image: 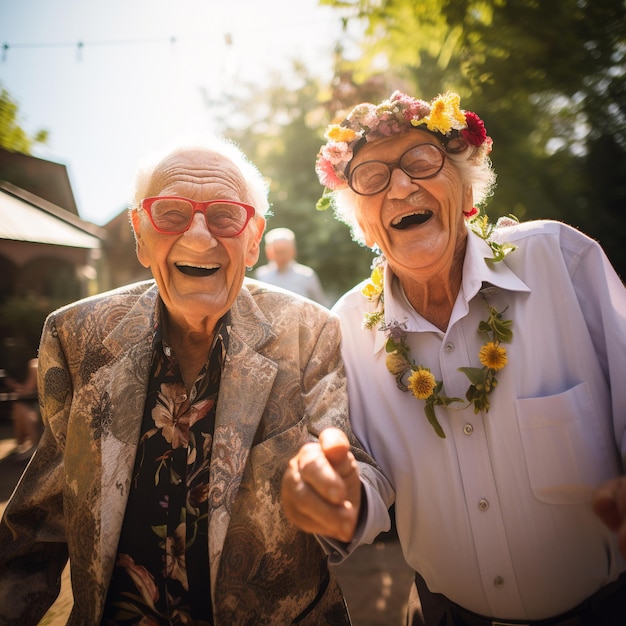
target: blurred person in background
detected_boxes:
[283,91,626,625]
[0,136,390,625]
[255,227,329,306]
[2,354,40,462]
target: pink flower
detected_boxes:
[315,156,346,189]
[322,142,351,165]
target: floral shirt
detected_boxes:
[101,316,228,626]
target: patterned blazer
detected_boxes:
[0,279,386,625]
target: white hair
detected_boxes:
[264,227,296,245]
[130,135,270,217]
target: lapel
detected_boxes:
[80,282,278,608]
[94,284,159,584]
[207,286,279,594]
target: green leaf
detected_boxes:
[458,365,488,385]
[315,194,332,211]
[385,337,403,352]
[437,394,464,406]
[151,524,168,539]
[424,402,446,438]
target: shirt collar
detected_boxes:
[374,227,530,353]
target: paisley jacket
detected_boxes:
[0,279,388,625]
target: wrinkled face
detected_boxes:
[131,148,265,331]
[349,131,471,277]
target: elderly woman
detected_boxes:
[282,92,626,625]
[0,138,390,625]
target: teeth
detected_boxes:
[391,210,429,227]
[175,262,219,269]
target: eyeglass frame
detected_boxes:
[140,196,257,236]
[347,143,447,196]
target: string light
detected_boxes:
[1,35,181,62]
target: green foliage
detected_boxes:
[215,65,375,303]
[321,0,626,278]
[0,294,67,361]
[0,86,49,153]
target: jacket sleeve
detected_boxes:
[0,312,70,625]
[300,310,395,555]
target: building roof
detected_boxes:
[0,182,105,249]
[0,147,79,215]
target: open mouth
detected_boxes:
[175,263,220,277]
[391,210,433,230]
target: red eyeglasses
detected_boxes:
[141,196,256,236]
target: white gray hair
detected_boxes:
[130,135,270,217]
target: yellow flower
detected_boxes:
[479,342,508,371]
[361,265,384,299]
[415,92,467,135]
[426,99,453,134]
[386,351,409,376]
[325,124,357,143]
[443,91,467,127]
[408,368,437,400]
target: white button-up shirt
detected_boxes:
[334,219,626,620]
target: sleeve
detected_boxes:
[573,238,626,465]
[300,310,394,561]
[0,313,70,625]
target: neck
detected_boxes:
[394,240,466,332]
[163,314,215,393]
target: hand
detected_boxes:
[592,477,626,558]
[282,427,362,543]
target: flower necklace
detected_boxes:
[362,214,516,438]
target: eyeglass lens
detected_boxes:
[147,199,250,236]
[349,143,445,196]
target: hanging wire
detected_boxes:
[1,35,178,62]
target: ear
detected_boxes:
[245,215,266,268]
[130,208,150,269]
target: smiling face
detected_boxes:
[349,131,472,282]
[131,148,265,334]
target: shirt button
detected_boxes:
[478,499,489,511]
[445,342,455,352]
[493,576,505,588]
[463,423,474,435]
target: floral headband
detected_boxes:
[315,90,492,193]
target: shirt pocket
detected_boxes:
[515,382,616,504]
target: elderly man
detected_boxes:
[283,91,626,625]
[255,227,329,305]
[0,137,390,625]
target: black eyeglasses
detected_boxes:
[140,196,256,236]
[348,143,446,196]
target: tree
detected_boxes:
[0,86,48,153]
[320,0,626,277]
[214,63,377,302]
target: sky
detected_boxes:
[0,0,353,225]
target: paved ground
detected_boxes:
[0,418,414,625]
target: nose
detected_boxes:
[180,211,218,248]
[387,166,420,199]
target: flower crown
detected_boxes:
[315,91,492,192]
